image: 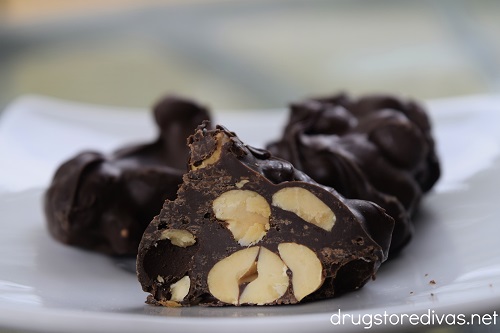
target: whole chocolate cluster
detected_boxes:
[44,96,211,255]
[267,93,440,253]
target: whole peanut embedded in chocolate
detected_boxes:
[44,96,212,255]
[136,124,394,306]
[267,93,441,254]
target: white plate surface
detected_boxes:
[0,95,500,332]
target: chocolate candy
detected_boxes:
[136,123,394,306]
[44,96,211,255]
[267,93,441,253]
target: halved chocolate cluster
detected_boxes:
[136,124,394,306]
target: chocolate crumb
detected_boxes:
[429,280,436,285]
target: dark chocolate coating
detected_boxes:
[44,96,211,255]
[137,124,394,306]
[266,93,441,254]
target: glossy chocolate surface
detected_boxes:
[44,96,211,255]
[267,93,440,253]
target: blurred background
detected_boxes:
[1,0,499,113]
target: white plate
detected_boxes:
[1,95,500,333]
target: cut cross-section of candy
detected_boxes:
[136,123,394,306]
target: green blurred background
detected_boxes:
[1,0,499,113]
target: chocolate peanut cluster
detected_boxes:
[44,96,211,255]
[136,124,394,306]
[267,93,440,253]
